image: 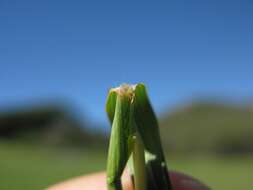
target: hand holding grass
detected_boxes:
[47,170,210,190]
[47,83,210,190]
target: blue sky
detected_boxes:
[0,0,253,128]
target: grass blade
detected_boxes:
[133,83,173,190]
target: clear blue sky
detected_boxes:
[1,0,253,128]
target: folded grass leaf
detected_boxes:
[106,83,173,190]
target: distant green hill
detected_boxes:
[159,101,253,154]
[2,101,253,154]
[0,104,107,147]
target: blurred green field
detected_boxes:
[0,142,252,190]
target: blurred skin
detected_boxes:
[47,170,210,190]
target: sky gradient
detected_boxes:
[1,0,253,128]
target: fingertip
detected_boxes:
[169,171,210,190]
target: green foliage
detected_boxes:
[106,84,172,190]
[106,89,135,190]
[0,104,107,147]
